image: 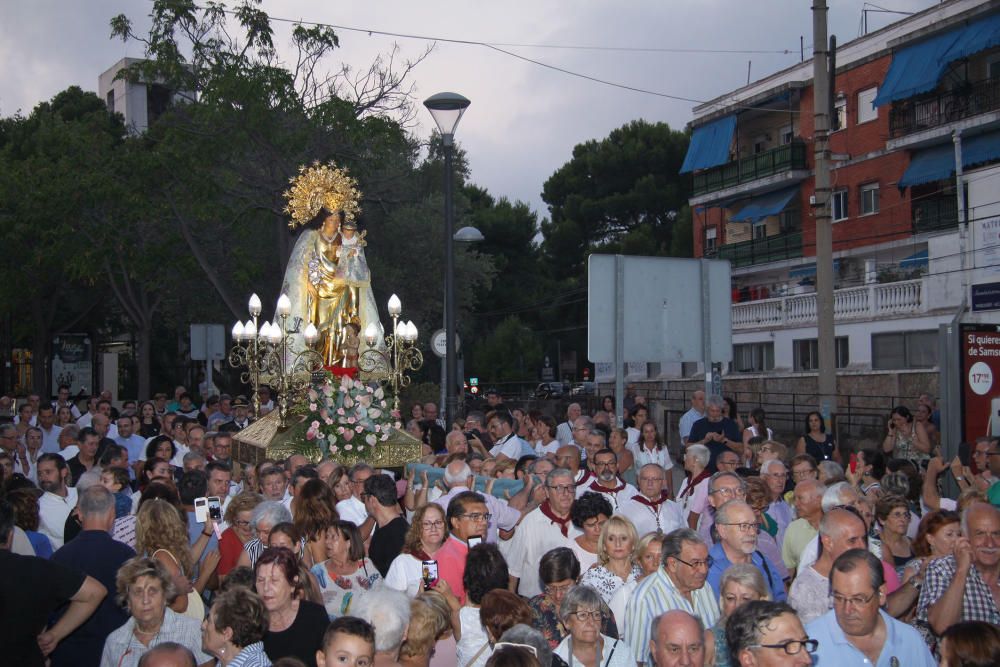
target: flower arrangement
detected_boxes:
[304,374,401,457]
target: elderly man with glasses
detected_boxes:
[807,549,934,666]
[625,528,720,667]
[507,468,582,598]
[706,500,786,603]
[697,471,748,545]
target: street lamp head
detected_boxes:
[454,226,485,243]
[423,92,471,145]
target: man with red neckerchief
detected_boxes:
[555,444,593,488]
[620,463,685,536]
[507,468,581,598]
[575,448,637,510]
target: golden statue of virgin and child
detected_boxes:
[280,162,384,369]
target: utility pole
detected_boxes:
[813,0,837,422]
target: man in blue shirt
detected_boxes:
[807,549,935,666]
[706,500,786,602]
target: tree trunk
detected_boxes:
[136,323,152,401]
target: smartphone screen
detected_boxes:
[207,496,222,521]
[422,560,438,590]
[958,442,971,468]
[194,497,208,523]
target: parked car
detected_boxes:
[570,382,597,396]
[533,382,569,399]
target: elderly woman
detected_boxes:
[385,503,449,597]
[570,492,613,573]
[877,494,915,577]
[100,557,211,667]
[677,444,712,530]
[528,547,619,649]
[703,564,771,667]
[236,501,293,569]
[579,515,641,603]
[554,585,632,667]
[399,590,454,667]
[292,478,339,565]
[608,532,664,636]
[218,491,263,579]
[311,519,381,618]
[256,547,328,665]
[201,586,271,666]
[268,523,323,605]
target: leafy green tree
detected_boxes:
[468,316,543,384]
[540,119,691,280]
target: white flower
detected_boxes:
[366,434,377,446]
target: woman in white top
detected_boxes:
[628,422,674,494]
[676,445,712,531]
[579,516,642,604]
[384,504,448,597]
[570,492,612,574]
[554,585,633,667]
[608,533,665,639]
[534,415,561,457]
[742,408,774,467]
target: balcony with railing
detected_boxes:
[889,77,1000,139]
[692,140,809,197]
[712,230,803,268]
[731,278,926,330]
[912,197,958,234]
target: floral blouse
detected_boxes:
[579,563,643,604]
[311,557,381,618]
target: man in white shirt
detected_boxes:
[556,403,582,446]
[37,453,78,549]
[679,390,706,447]
[507,468,581,597]
[620,463,686,536]
[75,397,99,428]
[36,406,63,455]
[575,448,637,511]
[335,463,376,538]
[52,384,82,420]
[487,412,529,461]
[114,414,146,464]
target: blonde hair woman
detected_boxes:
[136,498,215,620]
[704,564,771,666]
[578,515,641,604]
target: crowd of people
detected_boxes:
[2,383,1000,667]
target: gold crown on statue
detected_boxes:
[283,161,362,229]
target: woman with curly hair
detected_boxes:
[136,498,214,620]
[385,503,449,598]
[292,478,339,565]
[570,492,613,573]
[201,586,271,666]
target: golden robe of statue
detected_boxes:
[280,212,383,366]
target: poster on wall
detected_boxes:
[974,217,1000,275]
[51,334,93,395]
[960,324,1000,441]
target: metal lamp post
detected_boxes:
[424,92,470,429]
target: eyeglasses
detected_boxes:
[749,639,818,655]
[460,512,492,522]
[986,451,1000,457]
[672,555,714,570]
[421,520,445,529]
[709,487,745,499]
[830,591,878,608]
[545,582,573,596]
[567,610,602,622]
[547,484,575,494]
[718,521,757,533]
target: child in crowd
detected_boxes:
[316,616,377,667]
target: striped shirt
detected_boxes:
[624,567,720,666]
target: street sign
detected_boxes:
[430,329,461,358]
[190,324,226,361]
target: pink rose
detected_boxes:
[348,416,356,424]
[337,426,345,434]
[309,403,317,411]
[345,444,353,451]
[311,420,320,429]
[355,425,364,433]
[337,408,345,416]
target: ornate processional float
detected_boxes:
[228,162,423,468]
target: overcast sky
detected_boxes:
[1,0,934,220]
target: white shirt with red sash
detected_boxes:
[619,491,686,536]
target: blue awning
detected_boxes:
[875,13,1000,107]
[789,259,840,279]
[899,130,1000,188]
[681,115,736,173]
[900,249,929,269]
[729,187,799,223]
